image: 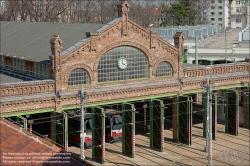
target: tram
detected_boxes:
[105,109,122,143]
[68,112,92,148]
[68,109,122,148]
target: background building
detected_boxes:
[230,0,249,28]
[208,0,229,29]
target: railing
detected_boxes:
[231,11,247,15]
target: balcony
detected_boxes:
[231,11,247,15]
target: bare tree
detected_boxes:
[95,0,118,24]
[24,0,71,22]
[1,0,20,21]
[82,0,97,23]
[0,0,166,28]
[193,0,211,25]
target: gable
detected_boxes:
[52,0,184,91]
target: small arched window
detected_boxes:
[156,62,173,77]
[68,68,90,86]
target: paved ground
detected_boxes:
[199,29,247,49]
[69,123,250,166]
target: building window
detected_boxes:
[0,55,5,68]
[156,62,173,77]
[25,61,34,76]
[218,12,223,15]
[218,6,222,9]
[211,12,215,15]
[34,62,50,79]
[211,18,215,21]
[218,18,223,21]
[98,46,148,82]
[211,6,215,9]
[236,7,241,13]
[236,1,241,5]
[236,17,241,23]
[68,68,90,86]
[5,56,12,70]
[218,0,222,3]
[211,0,215,3]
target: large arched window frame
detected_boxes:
[68,68,90,86]
[156,61,173,77]
[98,46,149,82]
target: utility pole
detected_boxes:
[207,78,213,166]
[79,84,85,160]
[204,77,209,152]
[203,66,213,165]
[208,81,213,166]
[195,36,198,65]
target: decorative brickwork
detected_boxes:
[183,63,249,78]
[0,81,55,98]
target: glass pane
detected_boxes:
[68,68,90,86]
[98,46,148,82]
[156,62,173,77]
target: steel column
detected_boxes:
[150,99,164,152]
[247,87,250,129]
[92,107,105,164]
[17,115,28,131]
[177,96,192,145]
[243,87,250,129]
[122,103,135,158]
[225,90,239,135]
[172,97,178,142]
[212,93,217,140]
[50,112,57,143]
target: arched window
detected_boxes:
[156,62,173,77]
[68,68,90,86]
[98,46,148,82]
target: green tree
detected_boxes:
[164,0,197,26]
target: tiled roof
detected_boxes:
[0,118,84,166]
[151,7,162,15]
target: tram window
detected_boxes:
[112,115,122,125]
[84,119,92,132]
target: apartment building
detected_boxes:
[208,0,229,29]
[230,0,249,28]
